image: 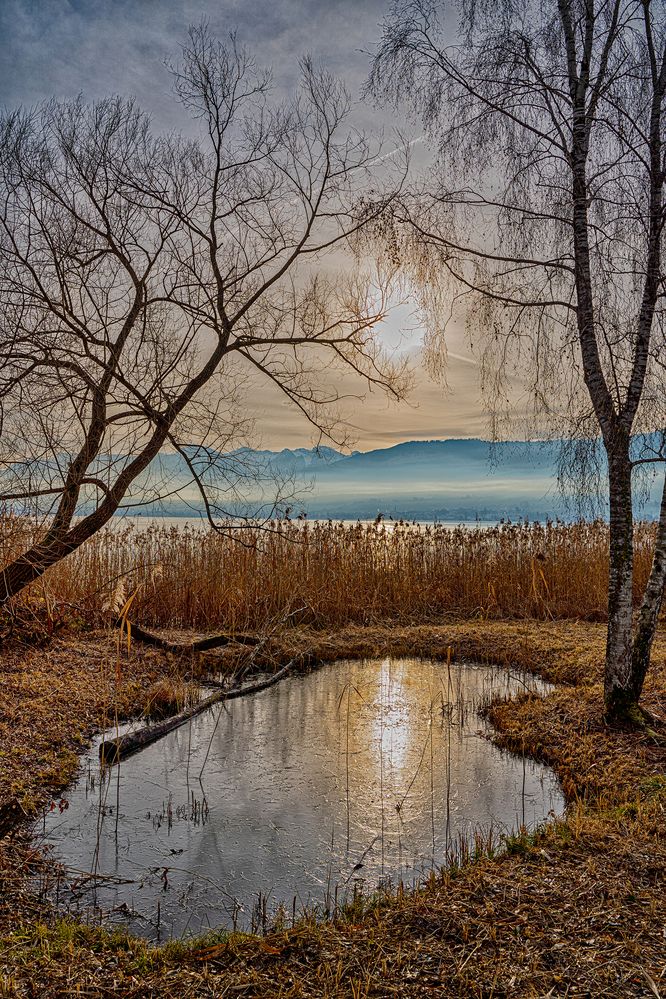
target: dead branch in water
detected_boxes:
[99,660,297,766]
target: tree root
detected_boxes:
[605,699,666,743]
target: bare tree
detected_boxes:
[0,26,407,603]
[371,0,666,722]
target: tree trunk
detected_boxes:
[0,534,79,603]
[0,418,180,604]
[629,470,666,704]
[0,503,120,603]
[604,447,637,720]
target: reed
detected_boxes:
[0,517,658,630]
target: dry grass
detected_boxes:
[0,517,660,631]
[0,634,205,822]
[141,677,201,720]
[0,619,664,996]
[2,811,665,998]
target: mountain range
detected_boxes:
[126,438,664,522]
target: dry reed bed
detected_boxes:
[0,518,659,630]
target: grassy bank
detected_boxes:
[0,518,661,630]
[0,619,665,996]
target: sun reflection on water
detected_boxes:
[42,657,564,940]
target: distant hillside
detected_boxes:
[281,439,552,520]
[123,438,662,522]
[10,438,663,522]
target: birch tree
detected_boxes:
[371,0,666,722]
[0,26,406,602]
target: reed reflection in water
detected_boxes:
[40,658,563,940]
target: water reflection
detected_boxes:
[40,658,563,941]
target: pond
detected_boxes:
[39,658,564,941]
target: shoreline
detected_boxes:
[1,620,664,996]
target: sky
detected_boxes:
[0,0,497,451]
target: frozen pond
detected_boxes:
[40,658,563,940]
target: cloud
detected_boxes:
[0,0,392,122]
[0,1,507,450]
[368,134,424,167]
[243,348,508,450]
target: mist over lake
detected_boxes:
[116,437,666,523]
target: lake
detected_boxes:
[106,514,498,531]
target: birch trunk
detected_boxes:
[629,471,666,704]
[603,448,636,720]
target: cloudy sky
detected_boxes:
[0,0,497,451]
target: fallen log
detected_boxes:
[99,660,296,766]
[126,621,261,653]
